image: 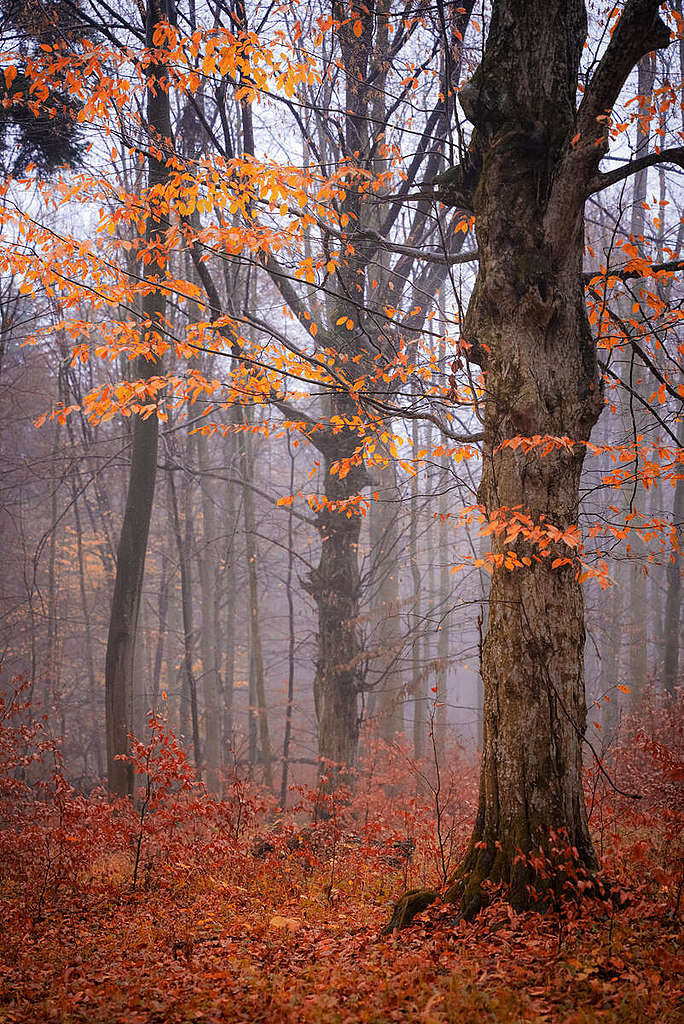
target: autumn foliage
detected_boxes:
[0,0,683,1020]
[0,676,682,1023]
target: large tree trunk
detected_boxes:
[104,0,171,797]
[452,3,603,911]
[438,0,671,916]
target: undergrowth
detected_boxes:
[0,676,681,1024]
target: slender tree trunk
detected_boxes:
[280,435,297,808]
[437,446,450,759]
[626,55,655,705]
[168,470,201,772]
[105,0,172,796]
[600,562,624,739]
[239,415,273,789]
[222,456,237,761]
[369,461,404,741]
[664,415,684,696]
[45,414,61,716]
[150,562,169,711]
[196,430,221,794]
[410,411,424,763]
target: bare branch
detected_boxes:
[576,0,671,153]
[587,146,684,195]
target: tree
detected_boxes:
[391,0,681,924]
[104,0,173,796]
[3,0,679,817]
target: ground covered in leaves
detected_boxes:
[1,690,682,1023]
[1,869,681,1023]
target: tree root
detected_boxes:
[383,856,611,932]
[381,889,439,934]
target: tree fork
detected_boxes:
[386,0,674,927]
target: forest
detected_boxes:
[0,0,682,1020]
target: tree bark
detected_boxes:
[104,0,171,797]
[410,407,425,764]
[663,414,684,697]
[168,469,201,772]
[439,0,671,915]
[368,461,405,741]
[306,430,365,778]
[626,55,655,704]
[280,435,297,808]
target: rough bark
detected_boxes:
[388,0,673,924]
[104,0,171,797]
[455,0,601,912]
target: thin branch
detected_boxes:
[583,258,684,283]
[588,285,683,406]
[598,360,681,445]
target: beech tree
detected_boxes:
[389,0,682,924]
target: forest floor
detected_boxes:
[1,702,682,1023]
[0,838,681,1024]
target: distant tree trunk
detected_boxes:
[600,563,624,739]
[221,457,237,761]
[196,430,221,794]
[410,410,425,764]
[168,470,201,772]
[369,461,404,741]
[280,435,297,808]
[306,428,364,778]
[664,416,684,697]
[437,444,450,759]
[45,412,61,714]
[239,414,273,789]
[150,561,169,711]
[104,0,172,797]
[73,485,104,777]
[626,55,655,705]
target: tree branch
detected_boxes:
[576,0,671,152]
[598,361,681,445]
[587,146,684,195]
[583,257,684,283]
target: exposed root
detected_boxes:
[383,836,608,932]
[382,889,439,934]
